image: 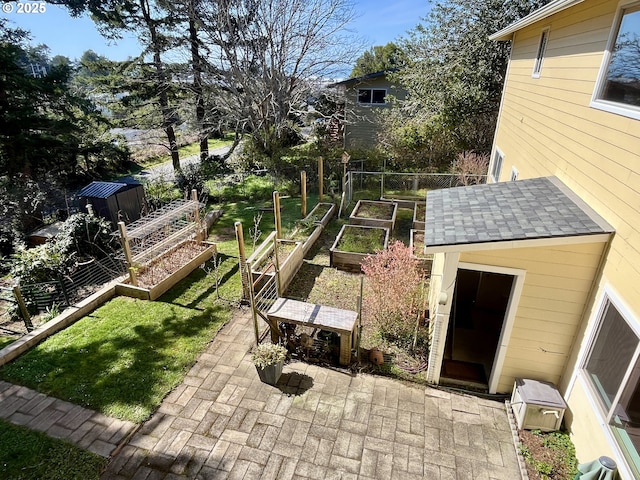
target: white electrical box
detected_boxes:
[511,378,567,432]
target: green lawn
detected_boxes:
[139,135,235,169]
[0,419,106,480]
[0,255,238,423]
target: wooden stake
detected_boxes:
[235,221,250,302]
[118,222,134,269]
[13,285,32,331]
[191,189,202,242]
[273,191,282,239]
[301,170,307,217]
[318,156,324,202]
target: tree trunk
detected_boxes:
[188,10,208,162]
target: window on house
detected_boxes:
[358,88,386,105]
[510,167,519,181]
[592,4,640,117]
[491,149,504,182]
[532,28,549,78]
[584,298,640,476]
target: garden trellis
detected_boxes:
[115,191,204,277]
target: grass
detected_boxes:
[0,249,241,423]
[336,226,386,254]
[139,135,235,169]
[0,418,106,480]
[352,201,394,219]
[0,336,17,349]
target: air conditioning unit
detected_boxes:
[511,378,567,432]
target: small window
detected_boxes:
[583,298,640,476]
[357,88,386,105]
[491,148,504,182]
[510,167,519,181]
[532,28,549,78]
[592,4,640,118]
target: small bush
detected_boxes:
[176,163,208,197]
[361,241,425,348]
[143,176,181,211]
[57,213,117,259]
[11,241,73,285]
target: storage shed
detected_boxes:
[77,181,146,226]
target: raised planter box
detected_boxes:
[116,240,216,301]
[301,203,336,256]
[413,202,426,230]
[349,200,397,231]
[330,224,390,272]
[410,229,433,274]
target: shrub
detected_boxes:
[451,151,489,186]
[143,175,181,211]
[361,241,425,348]
[251,343,287,369]
[11,241,74,285]
[57,213,117,259]
[176,163,208,197]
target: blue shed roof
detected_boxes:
[77,182,129,199]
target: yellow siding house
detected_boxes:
[473,0,640,476]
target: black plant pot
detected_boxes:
[255,361,283,385]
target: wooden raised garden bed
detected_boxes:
[330,224,390,272]
[410,229,433,273]
[349,200,397,231]
[413,202,426,230]
[297,203,336,255]
[117,240,216,301]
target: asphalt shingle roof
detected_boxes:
[424,176,613,249]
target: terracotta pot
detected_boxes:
[369,348,384,365]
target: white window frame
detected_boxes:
[357,88,387,105]
[570,286,640,480]
[510,167,519,181]
[490,147,504,182]
[590,1,640,121]
[532,27,550,78]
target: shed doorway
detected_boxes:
[441,268,514,388]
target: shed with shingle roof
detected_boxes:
[422,176,614,395]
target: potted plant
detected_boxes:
[251,342,287,385]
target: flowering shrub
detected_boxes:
[251,343,287,369]
[361,240,425,348]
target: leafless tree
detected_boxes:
[451,151,489,186]
[198,0,362,156]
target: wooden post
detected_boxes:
[301,171,307,218]
[235,221,250,302]
[12,285,32,331]
[318,156,324,202]
[191,189,203,242]
[118,221,136,286]
[273,191,282,239]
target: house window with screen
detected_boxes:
[532,28,549,78]
[593,4,640,116]
[491,149,504,182]
[358,88,386,105]
[583,298,640,476]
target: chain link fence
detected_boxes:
[344,171,479,208]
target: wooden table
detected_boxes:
[267,298,358,365]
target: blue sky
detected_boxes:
[1,0,430,61]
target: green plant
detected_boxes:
[336,227,385,254]
[57,213,117,259]
[251,343,287,369]
[42,303,61,322]
[0,418,106,480]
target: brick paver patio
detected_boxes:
[100,308,522,480]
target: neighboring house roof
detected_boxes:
[77,181,129,199]
[424,176,613,251]
[490,0,586,41]
[331,69,396,87]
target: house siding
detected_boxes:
[492,0,640,474]
[342,76,405,149]
[459,241,606,393]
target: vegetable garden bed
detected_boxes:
[349,200,397,231]
[413,202,426,230]
[330,224,389,272]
